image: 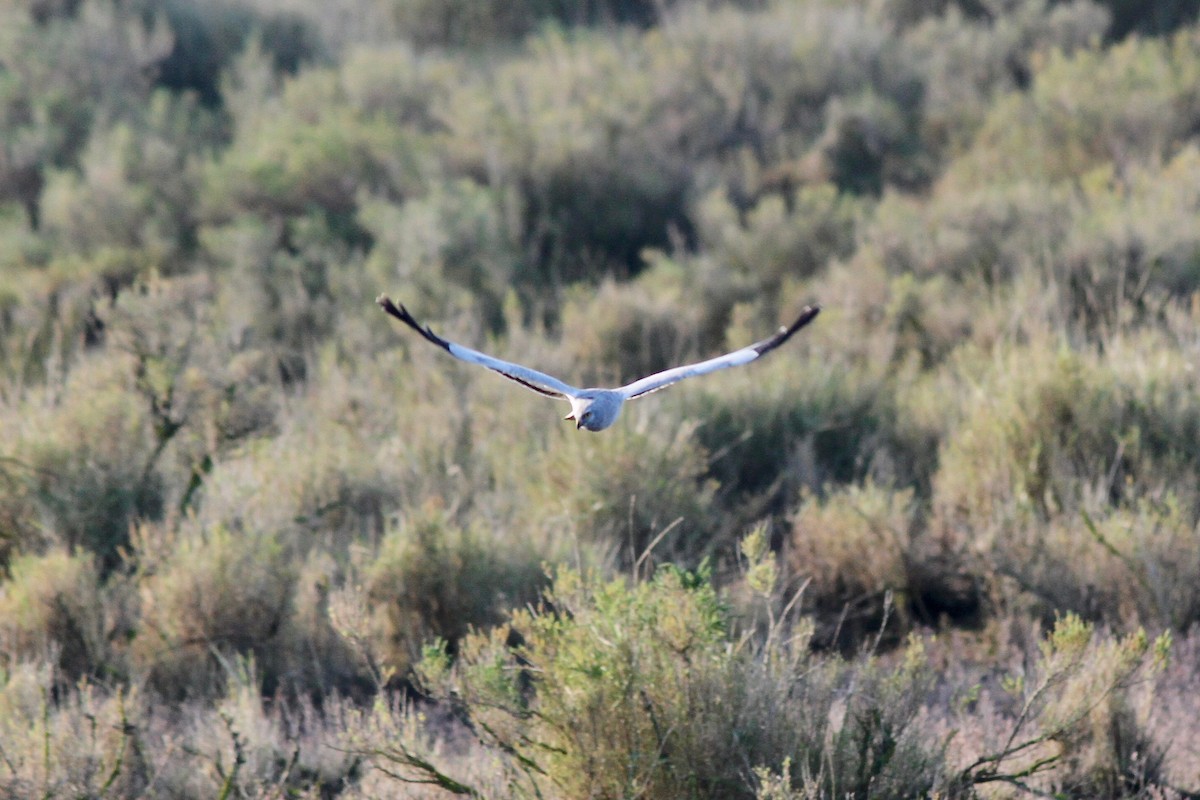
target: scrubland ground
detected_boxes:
[2,0,1200,797]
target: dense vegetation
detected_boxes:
[1,0,1200,796]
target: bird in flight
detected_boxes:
[377,294,820,432]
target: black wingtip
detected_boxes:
[376,294,452,352]
[791,304,821,330]
[755,304,821,356]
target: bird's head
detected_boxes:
[565,392,621,432]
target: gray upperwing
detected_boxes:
[446,341,581,398]
[377,295,581,399]
[618,347,758,399]
[618,305,821,400]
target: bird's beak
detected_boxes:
[576,419,584,430]
[564,412,575,422]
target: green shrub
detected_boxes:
[673,331,915,520]
[1053,149,1200,330]
[902,0,1110,155]
[0,655,361,799]
[202,61,424,229]
[339,43,458,130]
[39,98,206,273]
[158,0,323,103]
[416,564,957,799]
[0,2,173,191]
[359,180,520,332]
[867,180,1071,287]
[945,30,1200,188]
[558,273,706,387]
[190,415,397,555]
[387,0,669,49]
[694,184,860,295]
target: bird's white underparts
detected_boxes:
[377,294,820,432]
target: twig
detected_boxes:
[215,712,246,800]
[634,516,684,580]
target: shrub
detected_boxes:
[931,333,1200,628]
[787,482,984,652]
[558,273,706,387]
[387,0,669,49]
[1052,148,1200,330]
[517,417,719,569]
[0,658,148,798]
[359,180,520,332]
[158,0,323,103]
[693,184,860,295]
[415,563,958,799]
[363,507,545,679]
[39,96,207,274]
[0,351,163,569]
[902,0,1110,155]
[202,60,425,229]
[0,549,107,679]
[0,2,173,185]
[867,180,1072,287]
[0,655,363,799]
[338,43,458,130]
[131,523,295,700]
[673,332,914,521]
[955,614,1170,798]
[944,30,1200,188]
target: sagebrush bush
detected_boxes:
[417,564,958,799]
[0,654,364,799]
[201,60,423,228]
[0,351,163,569]
[944,29,1200,189]
[558,274,706,387]
[39,101,202,273]
[132,523,296,700]
[191,416,396,556]
[364,507,545,679]
[952,614,1171,799]
[0,658,146,798]
[787,482,974,642]
[932,332,1200,629]
[0,549,107,679]
[359,180,520,331]
[674,333,917,522]
[517,416,719,568]
[6,1,1200,796]
[1052,148,1200,329]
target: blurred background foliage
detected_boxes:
[1,0,1200,796]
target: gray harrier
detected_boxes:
[377,294,820,432]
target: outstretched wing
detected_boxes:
[377,295,581,399]
[617,305,821,400]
